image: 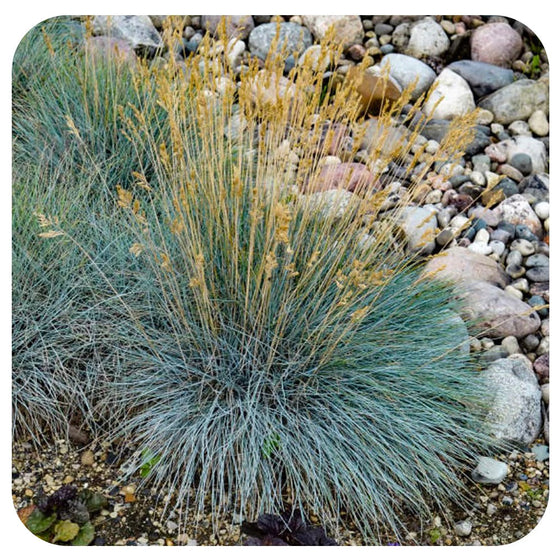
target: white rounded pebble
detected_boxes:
[537,336,549,355]
[541,384,549,405]
[470,170,486,186]
[490,123,504,135]
[504,285,523,300]
[484,170,501,187]
[475,108,494,125]
[472,457,508,484]
[425,139,440,154]
[489,240,505,257]
[481,337,494,350]
[450,214,469,231]
[468,241,492,255]
[440,162,465,176]
[319,155,342,166]
[534,201,549,220]
[470,338,482,352]
[425,189,442,204]
[474,228,490,244]
[502,335,521,355]
[454,520,473,537]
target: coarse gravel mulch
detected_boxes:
[12,433,549,547]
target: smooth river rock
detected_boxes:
[446,60,514,98]
[422,246,509,288]
[482,354,542,445]
[479,79,549,125]
[423,68,475,120]
[460,281,541,339]
[379,53,436,100]
[92,15,163,49]
[301,15,364,50]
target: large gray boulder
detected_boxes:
[482,355,542,445]
[92,16,163,50]
[423,247,541,339]
[248,22,312,64]
[479,79,549,125]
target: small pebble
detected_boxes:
[504,285,523,300]
[489,240,505,257]
[526,267,549,282]
[534,201,549,220]
[81,450,95,466]
[454,520,472,537]
[508,121,531,136]
[510,278,529,293]
[472,457,508,485]
[474,228,490,243]
[510,239,535,256]
[501,336,521,355]
[506,249,522,265]
[528,110,549,136]
[468,241,492,255]
[505,263,525,279]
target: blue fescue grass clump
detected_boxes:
[12,17,163,441]
[12,17,164,198]
[14,16,498,543]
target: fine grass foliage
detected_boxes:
[14,16,498,543]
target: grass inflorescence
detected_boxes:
[13,16,498,543]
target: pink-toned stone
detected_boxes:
[470,22,523,68]
[494,194,543,237]
[461,281,541,339]
[347,43,366,61]
[533,353,549,382]
[422,246,509,288]
[305,162,381,194]
[201,15,255,39]
[314,123,352,156]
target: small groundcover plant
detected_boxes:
[14,17,499,544]
[18,484,107,545]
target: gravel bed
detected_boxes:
[12,436,549,546]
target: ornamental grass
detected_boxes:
[13,16,498,543]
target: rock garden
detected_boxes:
[12,15,549,546]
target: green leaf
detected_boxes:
[262,433,281,458]
[78,489,108,513]
[71,522,95,546]
[25,509,57,535]
[140,449,161,478]
[52,519,80,543]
